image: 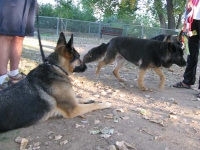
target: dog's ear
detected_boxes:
[57,32,67,46]
[168,43,176,52]
[67,34,74,50]
[178,30,183,42]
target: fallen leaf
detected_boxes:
[116,108,125,113]
[116,141,135,150]
[121,116,130,120]
[169,98,175,101]
[100,134,111,139]
[15,136,23,143]
[169,114,178,119]
[33,142,41,147]
[104,114,114,119]
[60,140,68,145]
[20,138,29,150]
[114,118,119,123]
[76,123,85,128]
[140,109,147,115]
[108,145,117,150]
[89,130,100,134]
[81,120,88,124]
[145,95,150,98]
[100,128,114,135]
[94,119,100,124]
[54,135,63,140]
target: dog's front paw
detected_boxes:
[140,87,148,91]
[103,102,112,108]
[158,84,164,89]
[118,78,125,82]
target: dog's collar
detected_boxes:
[44,61,68,76]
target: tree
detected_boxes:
[149,0,186,29]
[81,0,138,22]
[39,3,56,17]
[152,0,167,28]
[38,0,97,21]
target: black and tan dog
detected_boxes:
[83,37,186,91]
[151,31,184,49]
[0,32,111,133]
[150,32,184,72]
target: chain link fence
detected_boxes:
[35,16,178,43]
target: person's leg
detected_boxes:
[8,36,26,81]
[0,35,14,89]
[173,20,199,88]
[183,20,199,85]
[182,20,199,86]
[0,35,13,76]
[9,36,24,72]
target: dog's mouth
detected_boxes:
[73,63,87,73]
[71,58,87,73]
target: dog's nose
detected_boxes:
[73,64,87,73]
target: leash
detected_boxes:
[36,5,46,63]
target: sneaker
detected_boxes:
[9,72,26,82]
[0,80,14,90]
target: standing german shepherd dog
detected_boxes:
[83,37,186,91]
[150,32,184,72]
[151,31,184,49]
[0,32,111,133]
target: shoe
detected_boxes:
[0,80,14,90]
[9,72,26,81]
[172,82,191,89]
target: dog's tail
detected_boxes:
[83,43,109,63]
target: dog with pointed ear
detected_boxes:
[47,32,87,74]
[0,32,111,133]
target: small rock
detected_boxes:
[169,98,174,101]
[145,95,150,98]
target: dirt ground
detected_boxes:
[1,36,200,150]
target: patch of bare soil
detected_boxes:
[1,36,200,150]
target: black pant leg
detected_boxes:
[183,19,200,85]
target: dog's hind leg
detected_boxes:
[138,69,148,91]
[113,56,125,82]
[153,67,166,89]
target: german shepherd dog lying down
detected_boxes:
[83,36,186,91]
[0,32,111,133]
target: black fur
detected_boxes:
[0,32,87,132]
[83,43,108,63]
[83,37,186,69]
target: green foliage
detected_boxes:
[39,0,97,21]
[39,3,56,17]
[38,0,187,29]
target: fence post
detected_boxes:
[98,22,101,38]
[141,25,144,39]
[89,22,91,34]
[56,18,59,36]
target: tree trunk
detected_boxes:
[158,13,167,28]
[176,14,182,29]
[153,0,166,28]
[166,0,175,29]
